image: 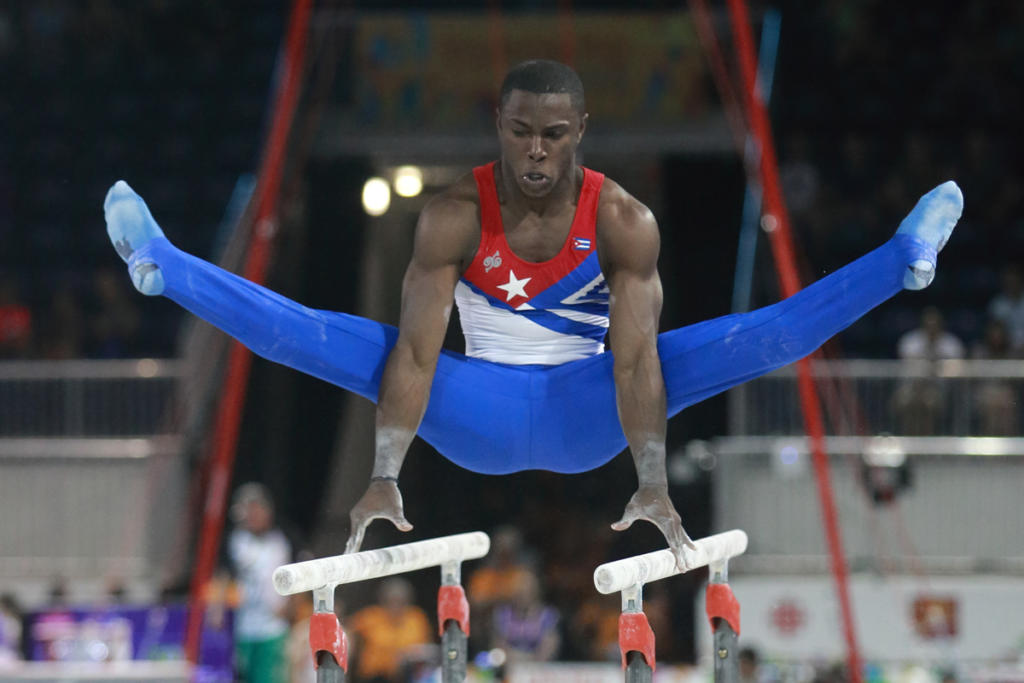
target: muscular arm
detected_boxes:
[345,196,475,553]
[605,209,666,485]
[599,189,695,564]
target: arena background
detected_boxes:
[1,1,1022,681]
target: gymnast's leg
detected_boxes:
[104,180,395,399]
[531,181,963,474]
[104,181,537,473]
[656,180,964,415]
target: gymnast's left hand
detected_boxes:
[611,485,697,570]
[344,479,414,554]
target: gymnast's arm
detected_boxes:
[598,187,696,567]
[344,196,475,554]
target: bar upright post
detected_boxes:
[310,585,347,683]
[706,559,741,683]
[438,560,470,683]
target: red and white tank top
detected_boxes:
[454,162,610,365]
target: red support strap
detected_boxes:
[183,0,314,664]
[309,612,348,672]
[705,583,741,636]
[618,612,656,671]
[722,1,864,681]
[437,585,470,637]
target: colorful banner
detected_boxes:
[343,12,712,132]
[26,605,232,683]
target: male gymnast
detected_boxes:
[103,60,963,569]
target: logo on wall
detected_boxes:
[770,598,806,636]
[912,595,958,638]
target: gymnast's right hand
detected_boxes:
[344,479,414,554]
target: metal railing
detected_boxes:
[0,360,187,579]
[708,435,1024,575]
[730,359,1024,437]
[0,359,183,436]
[716,359,1024,576]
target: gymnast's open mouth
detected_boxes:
[522,172,550,188]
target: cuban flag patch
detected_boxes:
[572,237,592,251]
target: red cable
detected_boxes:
[687,0,750,157]
[184,0,314,664]
[723,1,864,680]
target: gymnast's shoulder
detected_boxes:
[595,177,659,259]
[412,172,480,264]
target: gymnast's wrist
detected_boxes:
[370,474,399,484]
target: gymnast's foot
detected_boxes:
[103,180,166,295]
[895,180,963,290]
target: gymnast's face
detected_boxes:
[496,90,587,199]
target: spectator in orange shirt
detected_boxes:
[348,578,431,682]
[570,594,619,662]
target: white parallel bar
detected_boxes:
[593,530,748,595]
[274,532,490,595]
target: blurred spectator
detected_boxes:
[892,307,965,434]
[491,570,560,667]
[103,577,128,606]
[780,133,821,218]
[0,276,32,358]
[87,268,141,358]
[285,592,322,683]
[348,577,431,683]
[739,646,761,683]
[47,576,69,608]
[32,577,75,662]
[228,482,291,683]
[467,526,532,650]
[988,265,1024,351]
[569,593,619,661]
[200,570,240,680]
[970,318,1020,435]
[38,285,85,358]
[897,307,966,361]
[0,593,23,663]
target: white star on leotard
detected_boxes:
[496,269,531,302]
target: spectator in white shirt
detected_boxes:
[892,307,965,434]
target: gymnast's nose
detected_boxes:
[528,135,546,162]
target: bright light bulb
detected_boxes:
[393,165,423,198]
[362,177,391,216]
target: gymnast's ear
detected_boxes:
[577,112,588,143]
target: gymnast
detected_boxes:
[103,60,962,569]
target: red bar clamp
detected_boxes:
[437,584,470,636]
[618,612,656,671]
[705,583,741,635]
[309,612,348,671]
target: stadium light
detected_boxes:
[362,177,391,216]
[393,165,424,198]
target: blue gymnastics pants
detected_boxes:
[129,234,931,474]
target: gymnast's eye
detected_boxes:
[512,130,529,138]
